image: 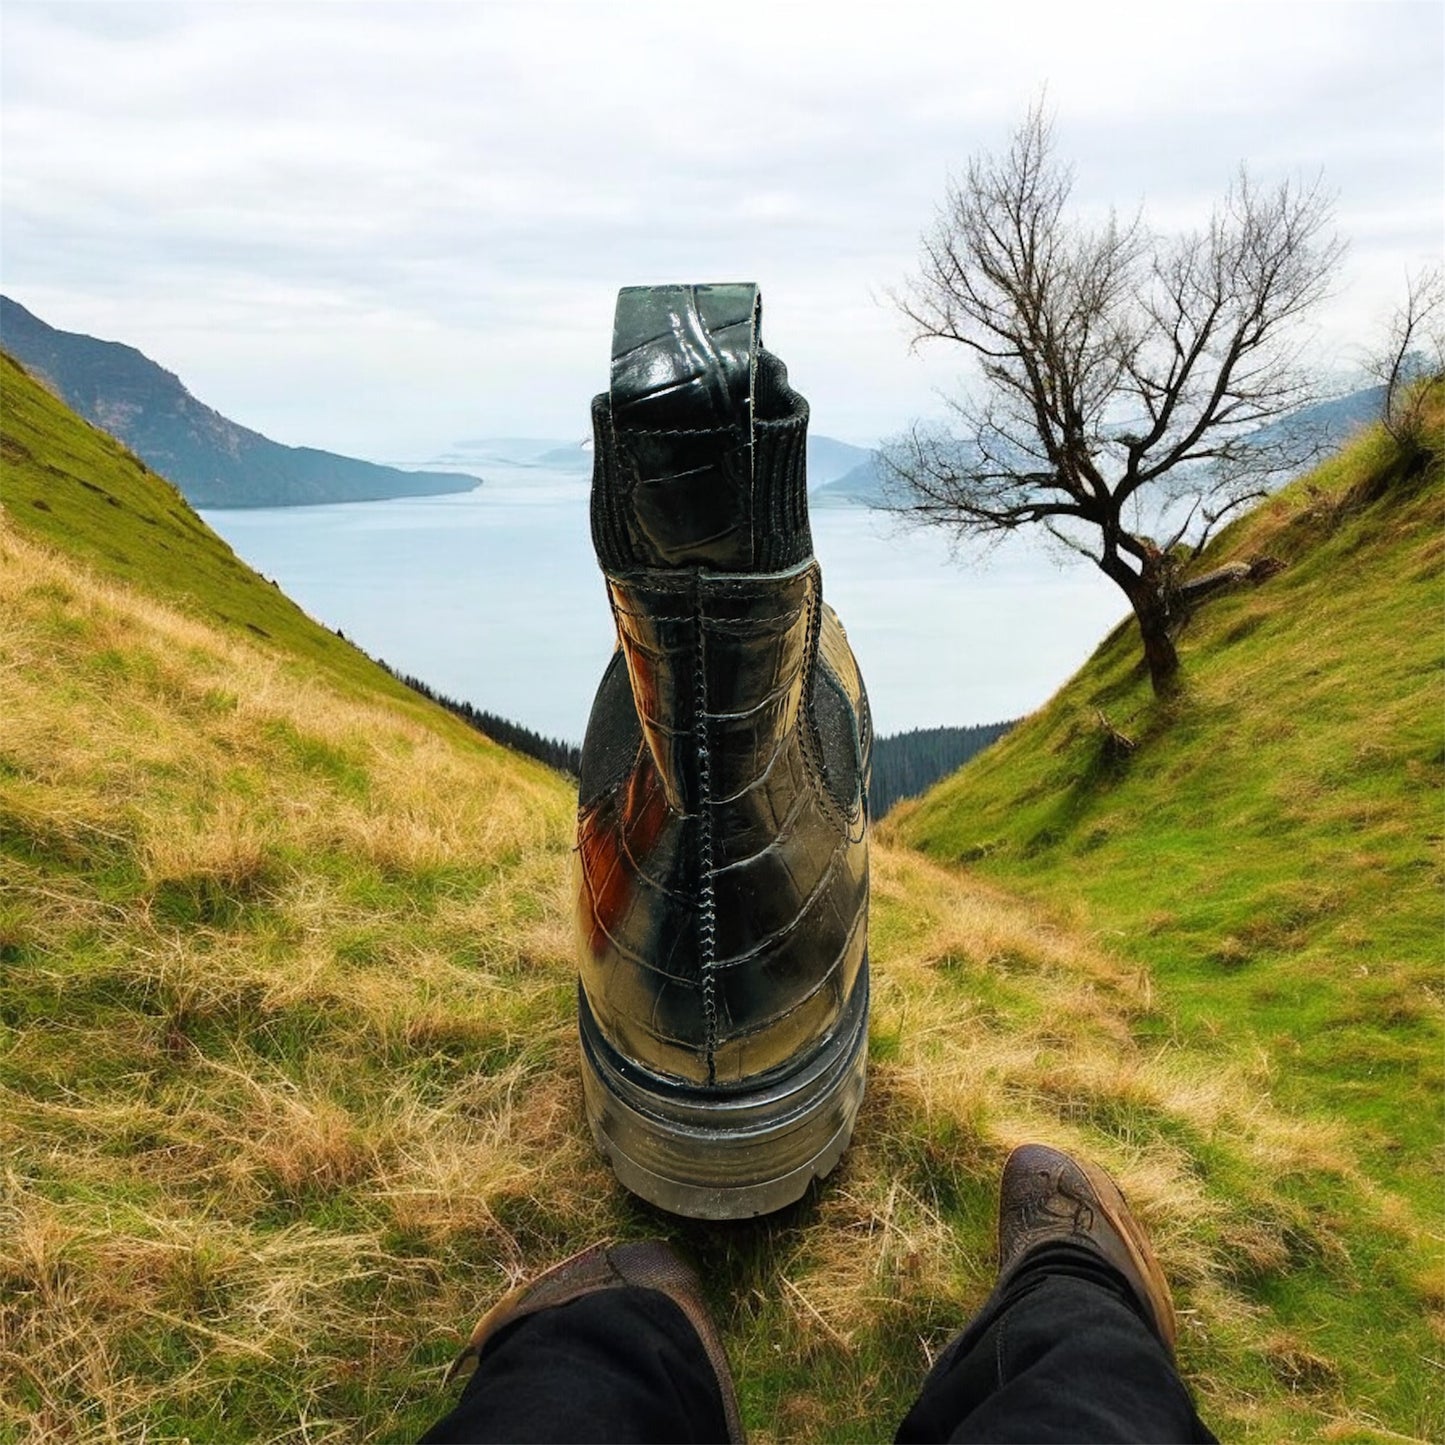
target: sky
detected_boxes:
[2,1,1441,462]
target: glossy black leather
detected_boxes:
[604,283,757,570]
[591,284,813,577]
[578,285,870,1096]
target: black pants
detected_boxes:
[420,1245,1217,1443]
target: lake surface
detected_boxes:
[202,469,1127,742]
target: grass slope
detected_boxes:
[3,360,1438,1442]
[891,406,1445,1440]
[0,352,428,705]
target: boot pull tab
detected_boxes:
[607,283,760,569]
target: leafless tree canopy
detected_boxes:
[885,105,1345,694]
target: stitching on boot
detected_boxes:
[693,587,719,1086]
[796,579,849,834]
[619,424,741,438]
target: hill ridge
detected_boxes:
[0,296,479,507]
[888,397,1444,1433]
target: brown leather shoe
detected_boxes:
[447,1239,744,1442]
[997,1143,1178,1354]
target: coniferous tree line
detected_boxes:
[869,722,1015,819]
[372,653,1009,807]
[375,659,582,778]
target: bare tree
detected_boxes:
[884,104,1344,696]
[1366,265,1444,460]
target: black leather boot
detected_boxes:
[576,284,871,1218]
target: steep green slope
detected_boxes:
[1,360,583,1440]
[0,350,435,705]
[891,405,1444,1431]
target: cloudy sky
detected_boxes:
[2,1,1441,461]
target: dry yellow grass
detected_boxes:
[2,521,583,1440]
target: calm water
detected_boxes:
[201,470,1126,742]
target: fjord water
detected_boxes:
[201,467,1124,742]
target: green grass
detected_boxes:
[891,400,1445,1439]
[0,350,428,709]
[3,353,1442,1441]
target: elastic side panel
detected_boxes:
[590,391,637,572]
[752,347,812,572]
[753,408,811,571]
[578,648,643,811]
[810,665,864,817]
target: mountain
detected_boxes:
[4,355,1438,1440]
[1241,381,1388,455]
[535,441,594,470]
[815,451,887,505]
[805,434,873,488]
[815,387,1389,510]
[0,295,480,507]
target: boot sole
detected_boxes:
[579,965,869,1219]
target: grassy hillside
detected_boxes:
[3,361,1439,1442]
[0,351,435,706]
[891,402,1444,1437]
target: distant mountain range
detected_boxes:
[0,297,878,504]
[1243,384,1387,453]
[0,296,480,508]
[813,385,1390,509]
[11,291,1373,516]
[814,454,892,507]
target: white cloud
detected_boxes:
[2,0,1440,455]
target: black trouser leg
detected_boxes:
[419,1287,730,1444]
[895,1245,1217,1444]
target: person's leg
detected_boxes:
[896,1146,1216,1444]
[420,1241,742,1444]
[896,1244,1214,1442]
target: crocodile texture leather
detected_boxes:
[577,285,871,1177]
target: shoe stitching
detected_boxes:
[693,581,719,1086]
[619,424,741,438]
[795,579,849,834]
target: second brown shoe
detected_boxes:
[446,1239,743,1442]
[997,1143,1178,1354]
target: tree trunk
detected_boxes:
[1111,549,1181,698]
[1175,557,1284,613]
[1129,587,1181,697]
[1175,562,1253,608]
